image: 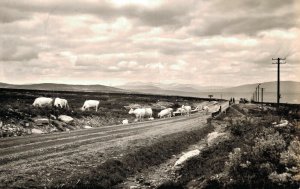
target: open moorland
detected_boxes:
[0,88,213,137]
[0,88,299,189]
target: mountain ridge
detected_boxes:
[0,82,125,93]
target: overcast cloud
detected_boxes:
[0,0,299,86]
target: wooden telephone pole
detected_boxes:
[261,88,264,111]
[272,58,286,111]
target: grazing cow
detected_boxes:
[54,98,69,109]
[191,107,200,113]
[129,108,146,121]
[203,106,210,114]
[158,108,173,118]
[182,105,191,116]
[81,100,100,111]
[145,108,153,118]
[173,107,186,116]
[33,97,53,107]
[122,119,129,125]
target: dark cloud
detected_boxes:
[213,0,295,13]
[0,36,39,61]
[0,7,31,23]
[192,12,296,36]
[0,0,194,27]
[189,0,297,37]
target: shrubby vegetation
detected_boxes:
[166,106,300,189]
[206,116,300,188]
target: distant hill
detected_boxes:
[220,81,300,93]
[117,81,300,102]
[1,81,299,98]
[0,83,126,93]
[118,82,225,93]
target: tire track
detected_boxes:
[0,113,204,166]
[0,113,197,149]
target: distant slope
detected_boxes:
[0,83,125,93]
[118,82,224,93]
[220,81,300,93]
[117,81,300,99]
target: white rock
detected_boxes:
[207,132,227,146]
[50,114,57,120]
[148,117,154,120]
[84,125,92,129]
[34,118,49,125]
[274,120,289,127]
[122,119,129,125]
[58,115,74,123]
[174,149,200,167]
[31,128,44,134]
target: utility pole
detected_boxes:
[261,88,264,111]
[272,58,286,111]
[255,88,257,102]
[257,83,260,103]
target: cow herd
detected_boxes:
[128,105,198,122]
[32,96,213,125]
[32,97,99,111]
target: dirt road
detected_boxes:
[0,112,209,188]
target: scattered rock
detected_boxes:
[58,115,74,123]
[65,125,76,130]
[207,131,229,146]
[20,120,30,127]
[34,118,49,126]
[50,114,57,120]
[122,119,129,125]
[174,149,201,167]
[273,120,289,128]
[51,120,66,131]
[129,186,140,189]
[31,128,44,134]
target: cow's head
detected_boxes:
[128,108,134,114]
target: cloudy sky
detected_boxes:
[0,0,299,87]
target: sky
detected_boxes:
[0,0,299,87]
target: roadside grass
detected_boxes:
[166,109,300,189]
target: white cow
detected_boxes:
[129,108,146,121]
[122,119,129,125]
[54,98,69,109]
[203,106,210,114]
[158,108,173,118]
[173,107,186,116]
[145,108,153,118]
[182,105,191,116]
[33,97,53,107]
[129,107,153,121]
[81,100,100,111]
